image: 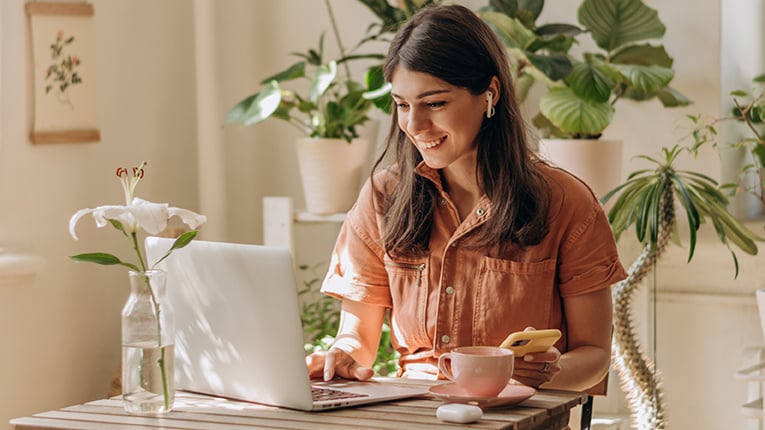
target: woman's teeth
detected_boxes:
[420,136,445,149]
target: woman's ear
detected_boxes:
[488,75,500,105]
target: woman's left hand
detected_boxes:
[511,347,561,388]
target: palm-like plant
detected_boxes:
[603,144,760,274]
[600,143,761,430]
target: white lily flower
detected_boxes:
[69,197,207,240]
[69,162,205,412]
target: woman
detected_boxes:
[305,4,627,392]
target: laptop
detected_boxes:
[144,237,427,411]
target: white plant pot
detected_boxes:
[295,137,370,214]
[537,138,623,201]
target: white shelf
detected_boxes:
[263,197,345,256]
[294,210,346,223]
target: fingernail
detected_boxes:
[524,355,534,362]
[324,370,331,381]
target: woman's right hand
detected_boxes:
[306,348,375,381]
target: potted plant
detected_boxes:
[689,73,765,218]
[481,0,691,198]
[225,1,390,214]
[600,142,761,429]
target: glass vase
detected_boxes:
[121,269,175,415]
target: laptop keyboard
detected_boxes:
[311,386,369,401]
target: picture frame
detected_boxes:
[26,2,99,144]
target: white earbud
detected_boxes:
[486,92,495,118]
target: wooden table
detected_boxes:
[9,379,587,429]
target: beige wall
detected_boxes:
[1,0,764,428]
[0,0,199,424]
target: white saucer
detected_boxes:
[428,382,536,409]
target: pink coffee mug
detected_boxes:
[437,346,514,397]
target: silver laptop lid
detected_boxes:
[145,237,314,410]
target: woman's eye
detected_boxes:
[396,102,409,110]
[426,101,446,108]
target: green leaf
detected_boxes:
[259,61,306,85]
[647,181,664,245]
[670,175,700,261]
[539,87,614,137]
[70,252,140,271]
[363,66,392,113]
[310,61,337,102]
[654,86,693,107]
[578,0,666,53]
[107,218,128,236]
[526,52,573,82]
[526,32,576,55]
[242,82,283,126]
[535,23,585,38]
[488,0,519,18]
[752,144,765,166]
[611,44,673,67]
[149,231,201,270]
[170,230,198,251]
[355,0,407,31]
[225,94,256,123]
[479,11,535,49]
[518,0,543,21]
[566,62,613,103]
[610,63,674,94]
[225,81,283,126]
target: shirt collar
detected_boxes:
[413,161,493,219]
[414,161,442,189]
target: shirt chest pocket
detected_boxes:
[384,257,429,348]
[474,257,557,346]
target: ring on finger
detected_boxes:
[540,362,551,373]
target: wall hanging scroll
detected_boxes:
[26,2,99,144]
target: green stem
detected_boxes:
[324,0,352,82]
[131,231,147,272]
[142,272,170,411]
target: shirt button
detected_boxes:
[441,335,451,344]
[450,241,458,247]
[445,286,455,295]
[476,207,486,216]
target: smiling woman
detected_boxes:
[307,5,627,402]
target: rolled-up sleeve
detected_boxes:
[558,201,627,297]
[321,179,393,307]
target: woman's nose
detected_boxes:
[406,109,431,135]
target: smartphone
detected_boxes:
[499,329,562,356]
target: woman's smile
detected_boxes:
[416,136,447,149]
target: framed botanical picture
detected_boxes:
[26,2,99,144]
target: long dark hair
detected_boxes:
[372,4,550,257]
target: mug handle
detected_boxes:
[437,353,455,381]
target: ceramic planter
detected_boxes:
[295,137,370,214]
[537,138,623,201]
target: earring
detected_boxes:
[486,92,495,119]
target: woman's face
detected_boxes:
[390,66,488,171]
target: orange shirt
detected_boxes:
[321,162,627,380]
